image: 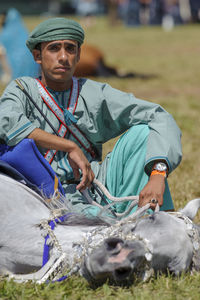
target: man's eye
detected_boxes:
[66,46,76,53]
[49,45,59,51]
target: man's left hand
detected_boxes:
[138,174,165,209]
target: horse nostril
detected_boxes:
[105,237,124,252]
[114,266,132,280]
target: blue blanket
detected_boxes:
[0,139,65,198]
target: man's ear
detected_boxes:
[32,49,42,64]
[77,47,81,63]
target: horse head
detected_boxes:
[81,199,200,286]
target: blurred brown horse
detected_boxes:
[74,44,155,79]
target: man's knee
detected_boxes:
[125,124,149,140]
[117,124,150,154]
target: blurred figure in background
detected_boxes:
[104,0,122,26]
[149,0,182,26]
[74,0,99,27]
[0,8,40,85]
[118,0,151,27]
[123,0,141,26]
[189,0,200,23]
[139,0,152,24]
[117,0,187,27]
[0,37,12,84]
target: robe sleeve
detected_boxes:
[0,79,37,146]
[78,80,182,175]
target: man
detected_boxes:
[149,0,182,26]
[189,0,200,23]
[0,18,182,218]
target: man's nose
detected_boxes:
[58,48,68,62]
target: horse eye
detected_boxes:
[105,237,124,251]
[130,224,136,232]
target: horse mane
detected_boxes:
[61,213,111,226]
[41,192,113,227]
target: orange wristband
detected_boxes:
[151,170,166,178]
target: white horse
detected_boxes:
[1,171,200,286]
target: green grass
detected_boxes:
[1,273,200,300]
[1,16,200,299]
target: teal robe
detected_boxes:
[0,76,182,216]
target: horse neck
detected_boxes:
[54,224,100,264]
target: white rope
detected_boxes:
[93,178,139,202]
[104,199,139,218]
[92,178,139,218]
[88,178,160,219]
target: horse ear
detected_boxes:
[179,198,200,220]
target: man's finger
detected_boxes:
[76,171,89,190]
[73,167,80,180]
[77,170,95,191]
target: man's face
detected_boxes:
[33,39,80,89]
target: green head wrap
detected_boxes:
[26,17,85,52]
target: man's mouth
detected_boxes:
[55,66,70,72]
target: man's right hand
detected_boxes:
[67,144,95,191]
[28,128,95,191]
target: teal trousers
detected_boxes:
[106,124,174,213]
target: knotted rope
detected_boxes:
[82,178,160,219]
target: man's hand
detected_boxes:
[138,174,165,210]
[68,144,95,191]
[28,128,95,191]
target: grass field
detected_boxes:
[1,16,200,300]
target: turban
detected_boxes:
[26,18,85,52]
